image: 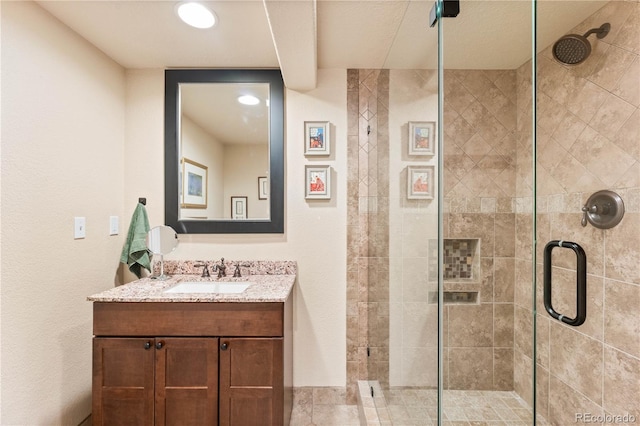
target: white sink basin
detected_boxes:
[164,281,252,294]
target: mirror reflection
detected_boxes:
[146,225,178,280]
[179,83,270,220]
[147,225,178,255]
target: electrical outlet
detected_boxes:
[109,216,119,235]
[74,217,86,239]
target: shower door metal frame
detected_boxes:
[436,3,445,425]
[531,0,539,423]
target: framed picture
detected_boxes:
[305,165,331,199]
[231,196,248,219]
[408,121,436,156]
[258,176,269,200]
[181,158,208,208]
[407,166,434,199]
[304,121,331,156]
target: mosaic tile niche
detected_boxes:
[444,239,479,281]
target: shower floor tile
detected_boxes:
[381,388,550,426]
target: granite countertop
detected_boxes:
[88,260,296,303]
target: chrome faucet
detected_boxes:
[194,263,210,278]
[212,258,227,278]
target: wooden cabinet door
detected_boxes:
[155,338,219,426]
[219,338,283,426]
[93,338,155,426]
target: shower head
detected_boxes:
[552,23,611,65]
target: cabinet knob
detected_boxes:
[220,342,228,351]
[155,341,164,350]
[144,341,152,350]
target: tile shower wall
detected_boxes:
[514,1,640,424]
[442,68,518,391]
[346,69,390,404]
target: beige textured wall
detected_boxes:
[1,2,126,424]
[223,144,269,219]
[181,115,224,219]
[514,1,640,423]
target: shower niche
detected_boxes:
[430,238,481,304]
[444,238,480,281]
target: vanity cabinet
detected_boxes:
[92,302,292,426]
[93,337,218,425]
[219,337,283,425]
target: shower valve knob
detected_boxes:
[581,190,624,229]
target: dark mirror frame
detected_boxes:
[165,69,285,234]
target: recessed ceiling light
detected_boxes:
[176,2,216,29]
[238,95,260,106]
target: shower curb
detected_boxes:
[357,380,392,425]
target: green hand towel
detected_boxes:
[120,202,151,278]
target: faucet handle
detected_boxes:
[233,263,251,278]
[581,205,596,227]
[233,264,242,277]
[194,263,210,278]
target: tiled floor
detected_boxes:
[290,387,550,426]
[290,387,360,426]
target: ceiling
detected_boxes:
[181,82,269,145]
[37,0,607,90]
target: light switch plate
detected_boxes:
[109,216,119,235]
[74,217,86,239]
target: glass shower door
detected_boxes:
[533,1,640,424]
[439,0,536,424]
[359,0,639,424]
[356,2,441,424]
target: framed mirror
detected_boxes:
[165,69,284,233]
